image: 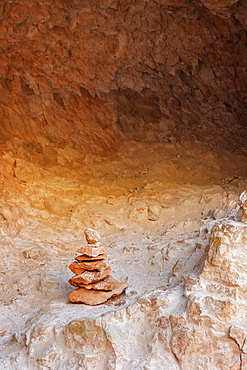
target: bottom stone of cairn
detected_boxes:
[69,282,129,305]
[68,228,128,305]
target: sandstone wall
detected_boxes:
[1,2,247,369]
[0,0,246,157]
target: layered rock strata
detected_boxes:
[68,228,128,305]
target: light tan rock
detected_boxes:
[76,246,105,257]
[229,325,246,349]
[68,260,109,274]
[75,253,107,262]
[64,319,115,360]
[68,266,111,285]
[84,228,101,244]
[68,281,128,305]
[148,203,161,221]
[241,202,247,223]
[170,220,247,369]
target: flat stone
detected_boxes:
[76,246,105,257]
[75,253,107,262]
[68,281,129,305]
[84,228,101,244]
[69,275,124,291]
[68,260,109,274]
[85,242,102,247]
[68,267,111,285]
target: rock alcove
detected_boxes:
[0,0,247,368]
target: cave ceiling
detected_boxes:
[0,0,246,157]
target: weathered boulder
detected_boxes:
[171,220,247,369]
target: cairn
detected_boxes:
[68,228,128,305]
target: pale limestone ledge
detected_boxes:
[3,220,247,369]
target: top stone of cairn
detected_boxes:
[84,228,101,245]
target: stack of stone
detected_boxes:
[68,228,128,305]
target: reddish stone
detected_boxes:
[69,275,123,291]
[68,281,129,305]
[76,245,105,257]
[84,228,101,244]
[75,253,107,262]
[68,266,111,285]
[68,260,109,274]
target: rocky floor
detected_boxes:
[0,134,247,369]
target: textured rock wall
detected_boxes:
[0,0,246,157]
[1,2,247,369]
[171,220,247,369]
[3,219,247,369]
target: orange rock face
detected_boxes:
[0,0,246,161]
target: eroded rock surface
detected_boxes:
[171,220,247,369]
[2,218,245,369]
[0,0,247,368]
[0,0,246,157]
[0,195,246,369]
